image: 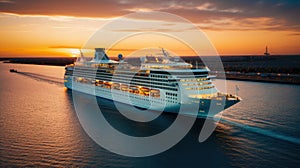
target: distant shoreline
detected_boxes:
[2,56,300,85]
[0,57,76,66]
[218,74,300,85]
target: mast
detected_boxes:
[161,48,170,63]
[161,48,169,58]
[77,49,85,62]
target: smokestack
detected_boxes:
[94,48,109,61]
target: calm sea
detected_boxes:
[0,63,300,167]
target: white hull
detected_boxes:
[65,79,239,118]
[66,80,180,112]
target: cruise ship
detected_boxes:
[64,48,240,117]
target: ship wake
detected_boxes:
[16,71,64,86]
[216,116,300,145]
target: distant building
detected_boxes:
[264,46,270,56]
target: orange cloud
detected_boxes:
[0,0,300,57]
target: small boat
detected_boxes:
[10,69,17,73]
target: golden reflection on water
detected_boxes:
[0,63,98,166]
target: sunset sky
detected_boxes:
[0,0,300,57]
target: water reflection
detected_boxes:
[1,63,300,167]
[66,89,233,167]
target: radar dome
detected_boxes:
[118,54,123,60]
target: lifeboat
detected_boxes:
[139,87,150,96]
[150,89,160,98]
[112,83,120,90]
[120,84,129,91]
[129,86,139,93]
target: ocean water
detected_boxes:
[0,63,300,167]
